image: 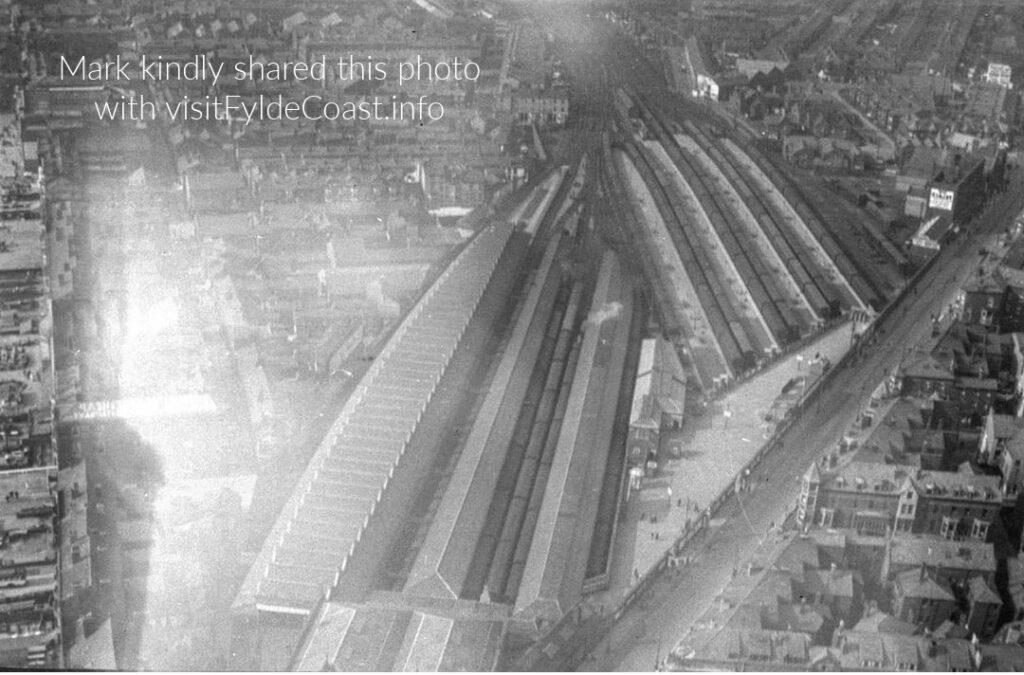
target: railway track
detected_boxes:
[464,277,585,603]
[676,117,847,320]
[664,94,889,309]
[627,91,805,348]
[600,132,727,391]
[642,139,780,353]
[718,136,869,311]
[619,138,756,374]
[730,133,889,309]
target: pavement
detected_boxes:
[575,167,1024,672]
[510,7,1024,670]
[592,323,852,610]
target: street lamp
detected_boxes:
[655,630,663,671]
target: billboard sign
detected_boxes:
[929,188,955,211]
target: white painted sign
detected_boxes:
[929,187,955,211]
[68,394,216,421]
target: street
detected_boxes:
[506,8,1024,669]
[581,168,1024,671]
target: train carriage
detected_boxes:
[643,108,803,345]
[621,140,751,374]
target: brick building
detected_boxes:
[798,460,1004,540]
[627,336,686,471]
[506,89,569,126]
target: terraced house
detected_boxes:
[798,460,1005,540]
[0,172,61,667]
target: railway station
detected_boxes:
[232,218,516,617]
[226,52,916,675]
[611,87,876,398]
[225,76,908,670]
[230,151,639,668]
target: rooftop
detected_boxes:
[894,568,955,601]
[0,179,58,666]
[292,593,507,672]
[0,219,45,273]
[674,628,812,668]
[821,456,1003,503]
[827,461,917,494]
[235,220,515,615]
[968,575,1001,605]
[912,469,1002,503]
[902,353,954,381]
[834,631,975,671]
[630,337,686,429]
[852,610,918,636]
[888,535,996,574]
